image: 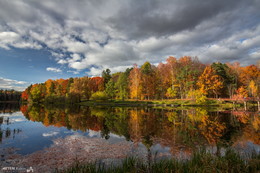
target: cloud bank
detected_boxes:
[0,77,27,91]
[0,0,259,76]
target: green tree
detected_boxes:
[105,79,115,99]
[211,62,236,97]
[115,68,131,100]
[30,84,46,102]
[102,69,112,86]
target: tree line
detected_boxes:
[21,56,260,103]
[0,90,21,102]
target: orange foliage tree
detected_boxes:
[197,66,223,98]
[129,64,141,99]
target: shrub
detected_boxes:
[188,90,207,105]
[166,87,178,98]
[90,91,109,101]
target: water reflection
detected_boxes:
[0,104,23,144]
[0,103,259,172]
[20,104,259,155]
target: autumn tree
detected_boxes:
[140,62,157,100]
[30,84,46,102]
[66,78,74,94]
[248,80,258,98]
[177,56,204,98]
[45,79,55,96]
[225,62,241,98]
[157,63,171,99]
[239,65,260,86]
[197,66,223,98]
[21,89,29,101]
[105,79,115,99]
[89,77,104,93]
[211,62,236,97]
[166,57,179,94]
[239,65,260,99]
[70,77,91,101]
[129,64,141,99]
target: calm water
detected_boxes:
[0,103,259,172]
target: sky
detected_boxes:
[0,0,260,91]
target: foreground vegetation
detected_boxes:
[60,149,260,173]
[21,57,259,104]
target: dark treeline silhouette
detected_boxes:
[0,90,21,102]
[0,103,21,113]
[21,56,260,103]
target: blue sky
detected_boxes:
[0,0,259,91]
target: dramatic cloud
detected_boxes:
[0,0,259,76]
[0,77,27,91]
[0,31,42,50]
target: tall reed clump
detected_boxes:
[59,148,260,173]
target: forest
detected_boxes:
[21,56,260,103]
[0,90,21,102]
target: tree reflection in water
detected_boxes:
[20,104,260,157]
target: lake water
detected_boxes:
[0,103,259,172]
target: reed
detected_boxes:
[59,148,260,173]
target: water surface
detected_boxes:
[0,103,259,172]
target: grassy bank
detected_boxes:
[79,99,250,109]
[59,149,260,173]
[23,98,258,110]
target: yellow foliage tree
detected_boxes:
[129,65,141,99]
[197,66,223,98]
[248,80,258,97]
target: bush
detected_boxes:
[90,91,109,101]
[188,90,207,105]
[166,87,178,98]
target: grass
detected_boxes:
[58,148,260,173]
[79,99,248,109]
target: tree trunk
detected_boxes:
[244,101,247,111]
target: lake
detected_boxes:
[0,103,259,172]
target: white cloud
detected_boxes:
[46,67,62,73]
[0,31,19,42]
[57,59,68,64]
[0,31,42,50]
[63,37,89,53]
[0,77,27,91]
[0,31,20,49]
[69,61,89,70]
[43,131,59,137]
[86,67,103,77]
